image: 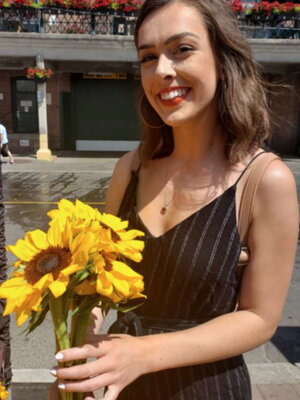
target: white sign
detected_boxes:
[20,100,33,107]
[0,93,3,100]
[20,139,29,147]
[47,93,52,105]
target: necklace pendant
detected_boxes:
[160,206,167,215]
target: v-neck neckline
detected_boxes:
[130,151,267,239]
[134,183,236,240]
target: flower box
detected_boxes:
[26,67,54,81]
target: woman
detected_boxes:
[49,0,299,399]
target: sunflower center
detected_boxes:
[25,247,72,285]
[37,254,59,274]
[105,260,113,272]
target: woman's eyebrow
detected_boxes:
[138,32,201,52]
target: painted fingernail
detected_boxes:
[55,352,64,361]
[58,383,66,390]
[49,368,57,376]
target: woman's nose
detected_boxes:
[155,54,176,81]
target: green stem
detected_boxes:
[49,295,70,350]
[70,298,95,400]
[49,295,72,400]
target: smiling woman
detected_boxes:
[135,0,270,164]
[48,1,299,400]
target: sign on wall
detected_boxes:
[20,100,33,113]
[83,73,127,80]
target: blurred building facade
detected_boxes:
[0,5,299,155]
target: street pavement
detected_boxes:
[1,151,300,400]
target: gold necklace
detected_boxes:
[160,146,223,216]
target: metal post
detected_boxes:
[90,12,95,35]
[35,54,53,161]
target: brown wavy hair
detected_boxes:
[134,0,271,164]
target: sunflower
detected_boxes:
[48,199,102,235]
[0,382,9,400]
[0,220,97,326]
[75,252,146,303]
[49,201,145,262]
[99,213,145,262]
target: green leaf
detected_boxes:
[22,303,50,336]
[110,301,145,313]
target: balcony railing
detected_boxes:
[0,6,299,38]
[0,7,137,35]
[240,24,300,39]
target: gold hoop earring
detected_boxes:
[139,94,165,129]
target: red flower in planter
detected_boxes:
[26,67,54,80]
[261,2,271,12]
[228,0,245,13]
[279,2,295,13]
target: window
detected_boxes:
[12,78,38,133]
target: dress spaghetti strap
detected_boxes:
[134,162,142,174]
[234,151,266,186]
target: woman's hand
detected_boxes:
[51,334,148,400]
[47,380,95,400]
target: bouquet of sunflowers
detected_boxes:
[0,199,145,400]
[0,381,9,400]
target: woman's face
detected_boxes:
[138,1,220,128]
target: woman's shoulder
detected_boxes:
[247,151,298,219]
[257,155,297,202]
[114,148,141,174]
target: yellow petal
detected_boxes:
[71,231,95,256]
[120,240,145,251]
[6,239,38,261]
[111,261,143,280]
[33,273,53,291]
[15,306,31,326]
[3,298,19,315]
[49,277,68,297]
[0,278,32,299]
[110,276,130,297]
[101,214,128,231]
[114,245,143,262]
[109,291,123,303]
[96,274,113,297]
[130,291,146,299]
[118,230,145,240]
[62,220,73,249]
[27,291,44,312]
[59,264,83,277]
[75,280,97,295]
[25,230,48,250]
[47,223,61,247]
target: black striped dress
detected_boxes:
[112,165,252,400]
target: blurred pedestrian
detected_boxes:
[0,160,12,393]
[0,124,14,165]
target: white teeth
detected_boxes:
[160,88,187,101]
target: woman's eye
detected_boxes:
[176,45,194,54]
[140,54,157,64]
